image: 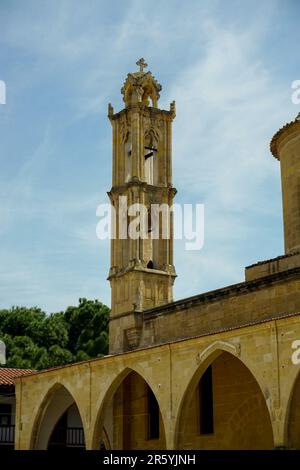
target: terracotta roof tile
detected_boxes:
[0,368,33,385]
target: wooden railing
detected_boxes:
[66,427,85,446]
[48,427,85,448]
[0,425,15,444]
[0,425,85,447]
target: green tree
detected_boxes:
[0,299,109,370]
[65,298,109,357]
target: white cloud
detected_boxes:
[0,0,297,311]
[162,10,291,298]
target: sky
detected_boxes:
[0,0,299,313]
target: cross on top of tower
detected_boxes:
[136,58,148,73]
[121,58,162,107]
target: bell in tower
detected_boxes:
[107,59,177,354]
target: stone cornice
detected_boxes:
[246,250,300,269]
[15,309,300,380]
[108,180,177,197]
[270,114,300,160]
[108,263,176,281]
[108,104,174,121]
[143,266,300,319]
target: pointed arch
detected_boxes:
[197,340,241,364]
[284,366,300,448]
[91,366,167,450]
[100,427,112,450]
[29,382,86,450]
[175,347,274,449]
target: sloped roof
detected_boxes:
[0,368,33,385]
[270,113,300,159]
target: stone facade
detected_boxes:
[13,315,300,449]
[108,61,176,353]
[14,61,300,450]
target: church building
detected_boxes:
[12,60,300,450]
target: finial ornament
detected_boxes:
[136,58,148,73]
[121,59,161,107]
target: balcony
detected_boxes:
[48,426,85,448]
[0,424,15,446]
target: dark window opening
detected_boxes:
[199,365,214,435]
[99,439,106,450]
[147,210,152,233]
[147,386,159,440]
[147,260,154,269]
[48,410,85,448]
[124,140,132,182]
[0,404,12,426]
[48,412,67,448]
[144,146,157,160]
[144,138,157,185]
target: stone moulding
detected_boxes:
[270,115,300,160]
[197,340,241,365]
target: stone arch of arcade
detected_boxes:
[91,366,167,450]
[174,346,274,450]
[29,382,87,450]
[284,365,300,449]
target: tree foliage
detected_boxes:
[0,299,109,370]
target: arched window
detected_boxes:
[92,370,166,449]
[177,352,274,449]
[124,138,132,183]
[144,132,157,185]
[147,209,152,233]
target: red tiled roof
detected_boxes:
[0,368,33,385]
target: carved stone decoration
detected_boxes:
[133,282,144,312]
[120,122,129,144]
[143,116,151,130]
[157,119,165,130]
[121,60,162,108]
[170,100,176,117]
[120,113,131,144]
[124,327,142,350]
[108,103,114,118]
[196,340,241,365]
[135,85,144,103]
[145,126,160,145]
[136,58,148,73]
[270,406,283,423]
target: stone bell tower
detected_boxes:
[107,59,176,354]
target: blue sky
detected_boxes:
[0,0,299,313]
